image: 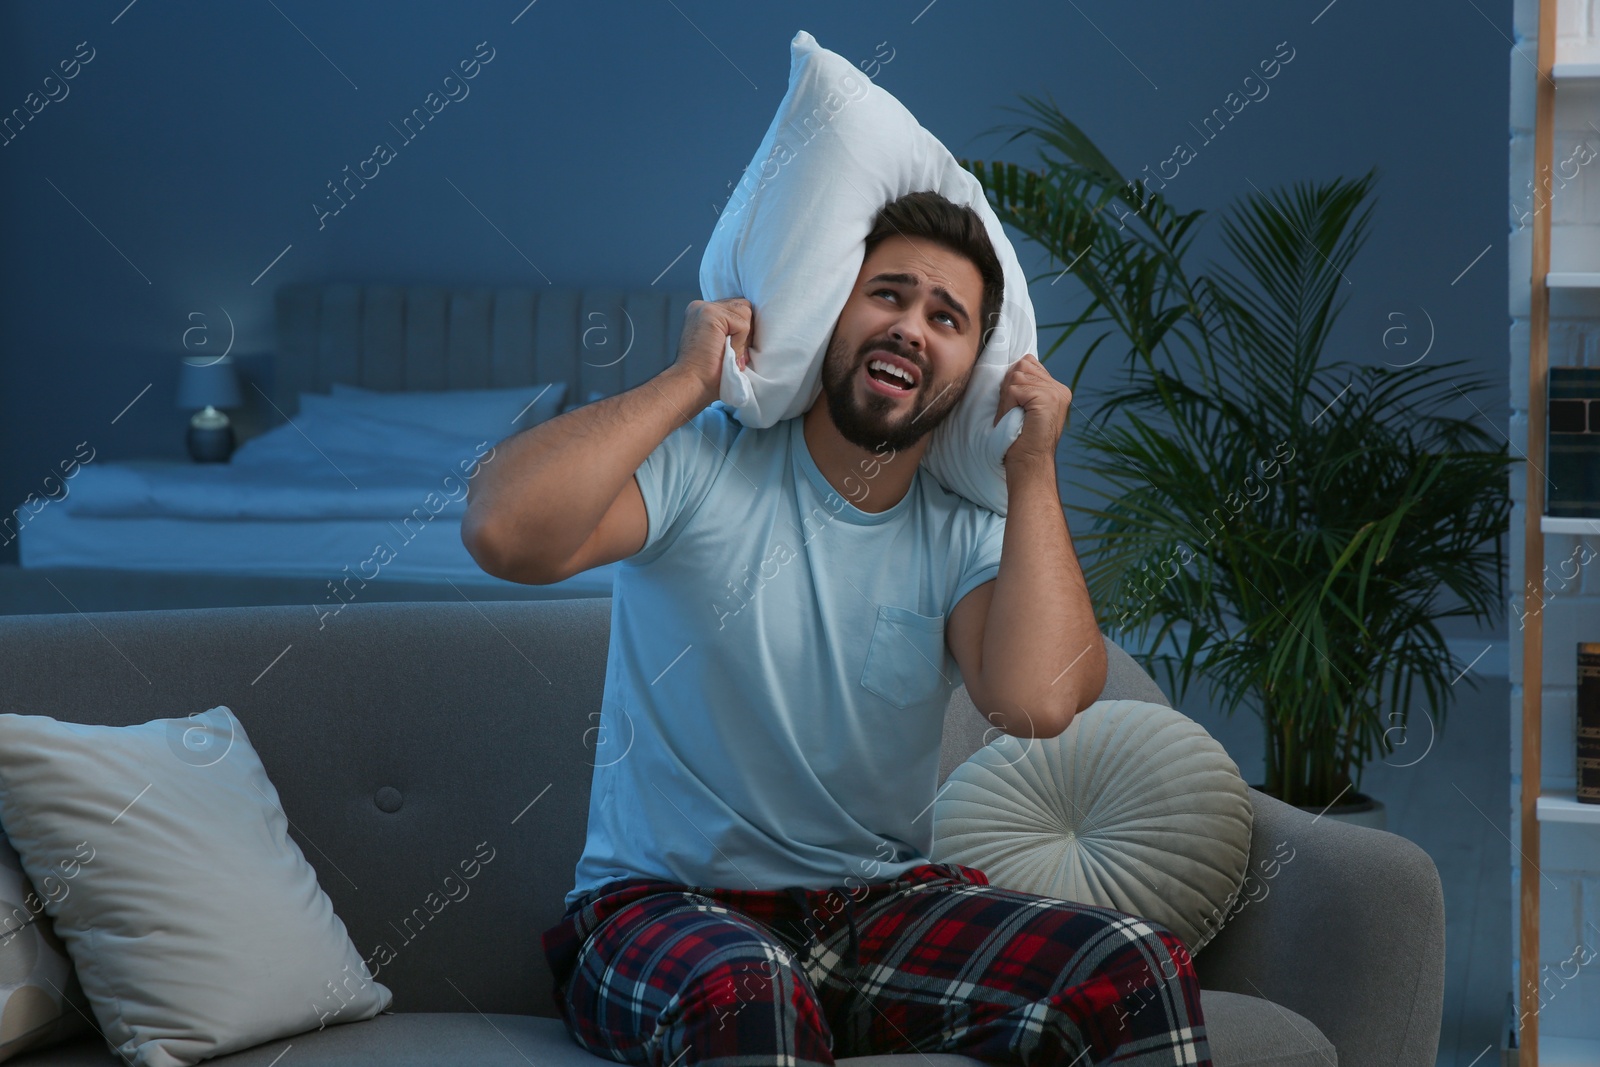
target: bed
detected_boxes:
[10,283,700,614]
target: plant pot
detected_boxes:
[1251,785,1387,830]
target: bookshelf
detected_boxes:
[1518,1,1600,1062]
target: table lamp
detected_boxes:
[177,355,243,463]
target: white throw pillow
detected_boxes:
[700,29,1034,516]
[326,381,568,438]
[0,829,90,1062]
[932,700,1253,955]
[0,706,391,1067]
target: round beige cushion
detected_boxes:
[930,699,1253,954]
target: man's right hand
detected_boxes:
[673,297,752,404]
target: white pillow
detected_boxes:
[701,29,1033,515]
[931,700,1253,955]
[0,706,391,1066]
[279,396,503,461]
[0,829,90,1062]
[325,381,568,438]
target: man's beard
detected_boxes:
[818,332,971,454]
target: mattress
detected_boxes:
[15,393,620,597]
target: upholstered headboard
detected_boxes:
[271,283,702,416]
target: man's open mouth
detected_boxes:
[861,352,919,394]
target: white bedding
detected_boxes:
[20,390,617,595]
[65,408,497,520]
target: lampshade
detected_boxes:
[176,355,242,410]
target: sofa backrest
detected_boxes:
[0,597,1172,1019]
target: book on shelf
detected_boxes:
[1580,643,1600,803]
[1549,368,1600,518]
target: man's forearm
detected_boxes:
[462,366,712,580]
[978,456,1108,739]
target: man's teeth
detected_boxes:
[868,358,914,389]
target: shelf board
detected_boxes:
[1553,61,1600,80]
[1547,272,1600,288]
[1541,516,1600,534]
[1541,1036,1600,1066]
[1536,789,1600,825]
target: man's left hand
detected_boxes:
[994,353,1072,468]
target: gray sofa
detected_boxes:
[0,598,1444,1067]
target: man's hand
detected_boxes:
[994,353,1072,468]
[672,297,753,405]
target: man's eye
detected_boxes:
[873,289,955,328]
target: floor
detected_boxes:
[1172,671,1514,1067]
[2,564,1516,1065]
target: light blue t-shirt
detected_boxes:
[566,401,1007,909]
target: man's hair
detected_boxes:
[862,190,1005,356]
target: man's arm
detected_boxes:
[945,354,1108,739]
[946,460,1106,739]
[461,298,750,584]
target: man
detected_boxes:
[462,191,1211,1067]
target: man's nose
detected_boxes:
[889,315,924,350]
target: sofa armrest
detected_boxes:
[1194,786,1445,1067]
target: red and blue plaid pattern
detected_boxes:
[543,861,1212,1066]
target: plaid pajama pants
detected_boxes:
[542,860,1212,1067]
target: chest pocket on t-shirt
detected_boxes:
[860,605,949,709]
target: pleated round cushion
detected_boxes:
[931,699,1253,954]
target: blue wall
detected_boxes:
[0,0,1512,568]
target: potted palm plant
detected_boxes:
[960,97,1513,816]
